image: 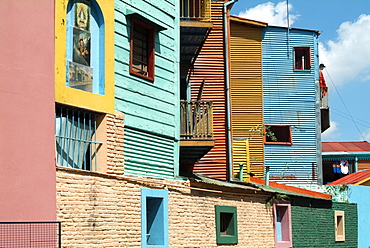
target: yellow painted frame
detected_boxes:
[55,0,114,114]
[355,177,370,186]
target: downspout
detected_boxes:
[223,0,238,181]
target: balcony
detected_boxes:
[180,0,213,68]
[181,0,211,22]
[180,100,215,173]
[320,86,330,132]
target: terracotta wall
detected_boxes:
[0,0,56,221]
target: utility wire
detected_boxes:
[331,109,370,129]
[331,108,370,128]
[324,69,366,140]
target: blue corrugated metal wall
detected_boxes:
[114,0,180,179]
[262,27,320,184]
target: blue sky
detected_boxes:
[230,0,370,142]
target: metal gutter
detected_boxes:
[224,0,238,181]
[322,151,370,156]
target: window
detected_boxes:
[335,211,345,241]
[265,125,292,145]
[141,188,168,248]
[274,203,292,248]
[215,206,238,244]
[66,0,105,95]
[294,47,311,70]
[130,19,155,81]
[55,104,102,171]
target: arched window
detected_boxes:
[66,0,105,95]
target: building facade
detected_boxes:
[262,26,322,186]
[0,1,358,247]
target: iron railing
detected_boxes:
[0,222,61,248]
[320,87,329,108]
[180,100,213,139]
[180,0,211,22]
[55,104,102,171]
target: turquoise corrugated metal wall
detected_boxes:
[124,128,175,178]
[262,27,320,184]
[114,0,180,178]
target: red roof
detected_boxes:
[328,169,370,185]
[250,177,332,200]
[322,141,370,152]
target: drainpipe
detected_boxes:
[354,156,358,172]
[239,164,244,181]
[224,0,238,181]
[265,165,270,186]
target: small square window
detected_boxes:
[294,47,311,70]
[265,125,292,145]
[335,211,345,242]
[55,104,102,171]
[215,205,238,244]
[141,188,168,248]
[130,19,155,81]
[274,203,292,248]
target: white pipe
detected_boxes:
[223,0,238,181]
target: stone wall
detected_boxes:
[56,167,275,247]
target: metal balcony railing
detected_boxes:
[180,100,213,139]
[320,87,329,108]
[180,0,211,22]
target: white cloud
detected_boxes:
[237,1,299,27]
[361,128,370,141]
[322,121,341,140]
[319,14,370,87]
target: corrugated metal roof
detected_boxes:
[229,15,267,27]
[191,174,332,200]
[322,141,370,152]
[249,176,332,200]
[328,169,370,185]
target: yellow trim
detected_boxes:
[355,177,370,186]
[55,0,114,114]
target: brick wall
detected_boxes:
[56,168,275,247]
[291,197,357,247]
[106,111,124,175]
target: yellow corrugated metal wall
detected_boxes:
[230,20,264,179]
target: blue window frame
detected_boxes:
[141,188,168,248]
[66,0,105,95]
[55,104,102,170]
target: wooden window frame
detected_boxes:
[215,205,238,244]
[130,18,155,81]
[335,211,345,242]
[294,47,311,71]
[273,202,292,248]
[264,125,292,145]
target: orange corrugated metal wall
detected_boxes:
[230,20,265,178]
[358,160,370,171]
[189,1,228,179]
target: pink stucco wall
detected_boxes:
[0,1,56,221]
